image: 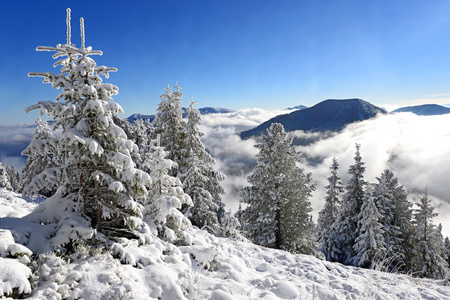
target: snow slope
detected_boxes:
[0,189,449,299]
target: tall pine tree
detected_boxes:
[181,99,226,233]
[318,157,343,259]
[241,123,317,255]
[152,83,187,177]
[25,9,151,248]
[329,143,366,265]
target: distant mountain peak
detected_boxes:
[127,107,235,123]
[240,99,385,139]
[392,104,450,116]
[286,105,308,111]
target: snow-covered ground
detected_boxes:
[0,188,449,299]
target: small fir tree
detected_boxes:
[353,185,387,268]
[329,143,366,265]
[411,191,449,278]
[130,118,151,168]
[7,166,21,192]
[0,163,12,190]
[141,135,192,242]
[444,237,450,267]
[373,169,413,271]
[318,157,343,259]
[21,118,57,196]
[241,123,317,255]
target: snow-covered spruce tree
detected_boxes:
[181,99,232,235]
[329,143,366,265]
[6,165,21,192]
[126,118,150,168]
[353,185,387,268]
[411,191,448,278]
[152,83,187,177]
[21,118,57,196]
[317,157,343,259]
[141,135,192,243]
[445,236,450,267]
[241,123,318,255]
[0,163,12,190]
[373,169,413,271]
[25,9,151,248]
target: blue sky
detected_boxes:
[2,0,450,124]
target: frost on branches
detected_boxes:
[241,123,318,255]
[24,9,151,249]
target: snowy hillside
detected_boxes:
[0,189,449,299]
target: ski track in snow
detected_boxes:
[0,189,449,299]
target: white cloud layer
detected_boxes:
[201,110,450,237]
[1,109,450,237]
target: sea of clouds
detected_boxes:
[2,108,450,236]
[200,109,450,237]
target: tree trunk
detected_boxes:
[275,202,282,249]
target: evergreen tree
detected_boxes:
[353,185,387,268]
[113,116,133,141]
[329,143,366,265]
[152,83,187,177]
[25,9,151,248]
[21,118,56,196]
[130,118,151,168]
[411,191,448,278]
[318,157,343,259]
[241,123,317,255]
[444,236,450,267]
[373,169,413,271]
[141,136,192,242]
[7,166,21,192]
[0,163,12,190]
[181,99,230,235]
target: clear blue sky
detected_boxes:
[2,0,450,124]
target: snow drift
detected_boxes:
[0,190,449,299]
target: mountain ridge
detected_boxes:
[240,98,386,139]
[127,107,235,123]
[392,104,450,116]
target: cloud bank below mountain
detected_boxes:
[200,110,450,237]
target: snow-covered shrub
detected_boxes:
[0,229,33,298]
